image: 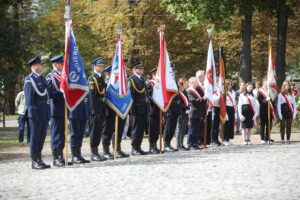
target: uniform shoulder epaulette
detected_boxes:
[24,76,31,83]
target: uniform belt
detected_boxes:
[135,99,146,103]
[36,100,49,104]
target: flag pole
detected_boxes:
[267,35,271,143]
[203,28,213,148]
[113,24,123,160]
[63,0,71,166]
[159,109,163,153]
[219,46,225,142]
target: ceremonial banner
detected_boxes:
[219,48,226,124]
[204,39,217,105]
[60,20,89,111]
[106,40,132,119]
[152,27,178,112]
[267,38,278,100]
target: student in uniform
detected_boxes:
[176,78,189,151]
[277,81,297,144]
[223,79,236,145]
[238,82,258,145]
[257,79,276,144]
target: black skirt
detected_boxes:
[241,104,254,129]
[281,103,293,119]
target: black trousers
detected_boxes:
[260,115,272,141]
[212,107,220,142]
[112,117,126,148]
[198,113,212,145]
[176,114,188,147]
[89,114,105,148]
[131,114,147,148]
[149,111,160,145]
[224,106,235,141]
[163,113,178,146]
[102,112,115,147]
[280,118,292,140]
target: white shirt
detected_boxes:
[277,93,297,119]
[94,72,102,77]
[212,90,220,107]
[226,90,236,107]
[238,93,258,119]
[134,73,141,79]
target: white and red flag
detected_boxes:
[60,20,89,111]
[219,47,226,124]
[204,39,217,105]
[152,27,178,112]
[267,37,278,100]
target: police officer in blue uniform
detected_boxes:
[102,66,130,159]
[46,55,66,167]
[129,61,148,156]
[24,56,51,169]
[69,96,90,164]
[87,57,107,162]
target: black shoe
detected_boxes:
[178,145,189,151]
[52,151,65,167]
[37,152,51,168]
[77,148,90,163]
[189,146,200,150]
[72,148,88,164]
[164,146,177,152]
[137,146,148,155]
[114,144,130,158]
[31,153,46,170]
[149,143,160,154]
[131,148,142,156]
[103,146,114,160]
[91,147,107,162]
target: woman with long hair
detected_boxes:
[238,82,258,145]
[277,81,297,144]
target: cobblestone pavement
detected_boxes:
[0,133,300,200]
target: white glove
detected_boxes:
[240,115,245,121]
[266,97,270,101]
[225,114,229,121]
[278,114,283,121]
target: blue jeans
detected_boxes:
[18,115,30,143]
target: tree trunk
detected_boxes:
[240,13,252,83]
[276,0,287,89]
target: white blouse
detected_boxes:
[238,93,258,119]
[277,93,297,119]
[226,90,236,107]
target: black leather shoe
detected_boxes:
[103,146,114,160]
[189,146,201,150]
[53,151,64,167]
[178,146,189,151]
[137,146,148,155]
[31,153,45,170]
[91,147,107,162]
[117,150,130,158]
[72,148,84,164]
[131,148,142,156]
[164,146,177,152]
[77,148,90,163]
[37,152,51,168]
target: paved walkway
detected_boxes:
[0,132,299,200]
